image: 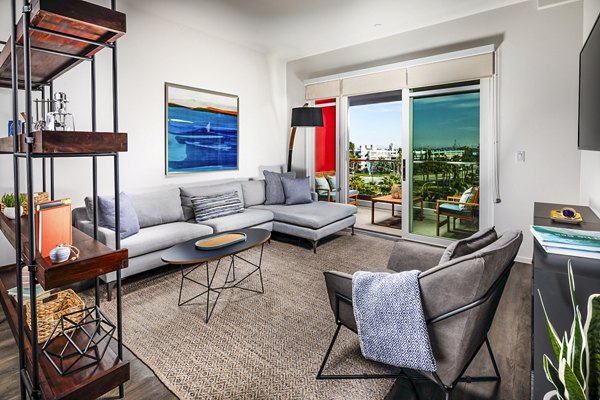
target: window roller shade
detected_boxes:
[305,80,341,100]
[407,53,494,88]
[341,68,407,96]
[304,52,494,100]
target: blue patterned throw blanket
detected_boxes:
[352,270,437,371]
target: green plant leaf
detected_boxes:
[559,355,586,400]
[540,289,562,360]
[544,354,566,399]
[585,294,600,400]
[569,304,587,391]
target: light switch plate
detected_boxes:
[516,151,525,163]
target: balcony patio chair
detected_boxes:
[315,172,359,205]
[435,187,479,236]
[318,228,523,400]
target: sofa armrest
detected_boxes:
[386,240,445,273]
[78,220,117,249]
[324,271,357,332]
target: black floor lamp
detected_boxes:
[287,103,324,172]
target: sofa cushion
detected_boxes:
[281,176,312,205]
[191,192,244,222]
[128,188,184,228]
[122,222,212,258]
[439,226,498,264]
[199,209,273,233]
[180,183,245,221]
[251,202,356,229]
[86,188,184,229]
[97,192,140,239]
[263,171,295,205]
[240,180,266,207]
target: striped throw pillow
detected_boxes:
[191,192,244,222]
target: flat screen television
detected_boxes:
[579,12,600,151]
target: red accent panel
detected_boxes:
[315,105,336,173]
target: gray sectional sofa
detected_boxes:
[73,178,357,299]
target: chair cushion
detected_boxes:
[439,227,498,263]
[263,171,295,205]
[319,189,358,199]
[198,209,273,232]
[180,182,245,220]
[315,176,330,192]
[281,176,312,205]
[251,202,356,229]
[191,192,244,222]
[122,222,212,258]
[326,175,337,190]
[459,187,476,210]
[439,203,466,213]
[97,192,140,239]
[240,180,266,207]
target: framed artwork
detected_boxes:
[165,83,239,175]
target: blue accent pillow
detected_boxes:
[281,176,312,205]
[263,170,296,205]
[97,192,140,239]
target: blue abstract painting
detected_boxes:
[165,83,239,174]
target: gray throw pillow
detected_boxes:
[97,192,140,239]
[191,191,244,222]
[281,176,312,205]
[439,227,498,263]
[263,171,296,205]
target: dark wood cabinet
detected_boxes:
[532,202,600,399]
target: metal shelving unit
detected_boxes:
[0,0,129,398]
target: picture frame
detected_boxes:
[164,82,239,175]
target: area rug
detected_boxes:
[90,232,398,399]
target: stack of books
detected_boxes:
[35,198,72,258]
[530,225,600,259]
[7,270,52,302]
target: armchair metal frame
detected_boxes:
[316,258,516,400]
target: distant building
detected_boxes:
[356,144,399,170]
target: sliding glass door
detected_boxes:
[406,85,482,240]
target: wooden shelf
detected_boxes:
[0,212,128,291]
[0,264,130,400]
[0,131,128,155]
[0,0,126,88]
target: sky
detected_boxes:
[348,91,480,149]
[348,101,402,148]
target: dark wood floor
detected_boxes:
[0,262,532,400]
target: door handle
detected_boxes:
[402,159,406,182]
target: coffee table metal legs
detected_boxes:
[177,244,265,323]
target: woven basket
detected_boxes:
[22,192,49,216]
[0,192,49,216]
[25,289,85,344]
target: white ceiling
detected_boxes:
[131,0,529,60]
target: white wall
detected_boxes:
[287,0,583,261]
[0,0,287,264]
[579,0,600,213]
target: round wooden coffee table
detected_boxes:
[161,228,270,323]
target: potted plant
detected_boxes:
[1,193,25,220]
[539,261,600,400]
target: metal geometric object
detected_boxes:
[42,306,115,376]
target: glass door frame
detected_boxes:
[306,98,345,203]
[401,79,494,245]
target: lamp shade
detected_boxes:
[291,107,324,127]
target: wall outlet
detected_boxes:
[515,151,526,163]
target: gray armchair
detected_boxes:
[318,229,523,400]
